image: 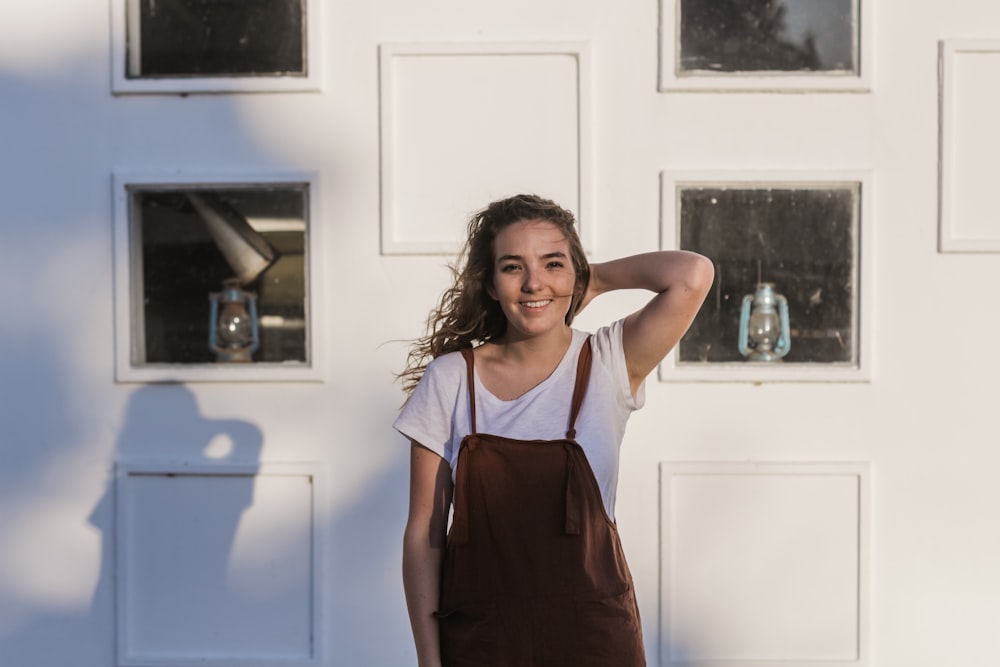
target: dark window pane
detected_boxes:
[677,185,858,364]
[134,185,308,364]
[132,0,305,77]
[679,0,856,73]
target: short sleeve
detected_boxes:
[392,352,466,460]
[591,318,645,411]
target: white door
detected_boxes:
[1,2,999,667]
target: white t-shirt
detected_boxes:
[393,319,644,519]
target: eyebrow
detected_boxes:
[495,251,569,264]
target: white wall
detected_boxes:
[1,1,999,666]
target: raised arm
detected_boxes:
[402,442,453,667]
[584,251,714,396]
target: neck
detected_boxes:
[494,326,573,363]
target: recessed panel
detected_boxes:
[660,462,868,666]
[940,41,1000,251]
[380,43,589,254]
[117,465,318,665]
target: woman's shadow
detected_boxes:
[95,384,264,661]
[0,384,264,666]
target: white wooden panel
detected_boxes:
[660,462,869,667]
[379,42,591,254]
[116,463,322,666]
[939,40,1000,252]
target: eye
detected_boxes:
[547,260,565,269]
[500,263,521,273]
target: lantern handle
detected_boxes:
[208,294,220,352]
[247,294,260,354]
[737,293,753,357]
[775,294,791,357]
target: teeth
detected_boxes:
[523,300,551,308]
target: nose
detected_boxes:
[521,267,542,293]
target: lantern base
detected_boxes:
[213,348,254,363]
[747,349,785,362]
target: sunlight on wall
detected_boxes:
[0,4,102,73]
[203,433,237,459]
[0,230,119,634]
[225,474,313,598]
[0,499,101,613]
[38,237,115,379]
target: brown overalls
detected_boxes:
[436,339,646,667]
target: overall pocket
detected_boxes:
[435,602,498,667]
[573,587,646,666]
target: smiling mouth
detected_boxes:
[521,299,553,308]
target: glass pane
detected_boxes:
[130,0,306,77]
[679,0,856,73]
[678,185,858,364]
[133,185,308,365]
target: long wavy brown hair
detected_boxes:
[399,194,590,394]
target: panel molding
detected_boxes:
[938,39,1000,252]
[115,461,324,667]
[659,461,870,667]
[379,41,592,255]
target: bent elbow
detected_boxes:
[683,253,715,297]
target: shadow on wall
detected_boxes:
[0,378,263,665]
[0,324,103,664]
[0,377,266,664]
[98,385,266,663]
[0,45,410,665]
[326,421,412,665]
[99,383,412,666]
[1,365,412,667]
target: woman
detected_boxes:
[397,194,714,666]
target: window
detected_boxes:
[111,0,322,93]
[113,173,322,382]
[660,171,872,382]
[660,0,871,91]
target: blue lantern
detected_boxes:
[209,278,260,363]
[738,282,790,362]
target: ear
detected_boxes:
[485,281,498,300]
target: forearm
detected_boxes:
[585,251,714,390]
[589,250,712,297]
[402,529,445,667]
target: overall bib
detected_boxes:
[436,339,646,667]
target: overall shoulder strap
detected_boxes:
[459,347,477,433]
[566,337,593,440]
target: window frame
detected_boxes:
[658,169,874,383]
[658,0,873,92]
[112,170,325,383]
[110,0,323,94]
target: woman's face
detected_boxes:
[487,219,577,342]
